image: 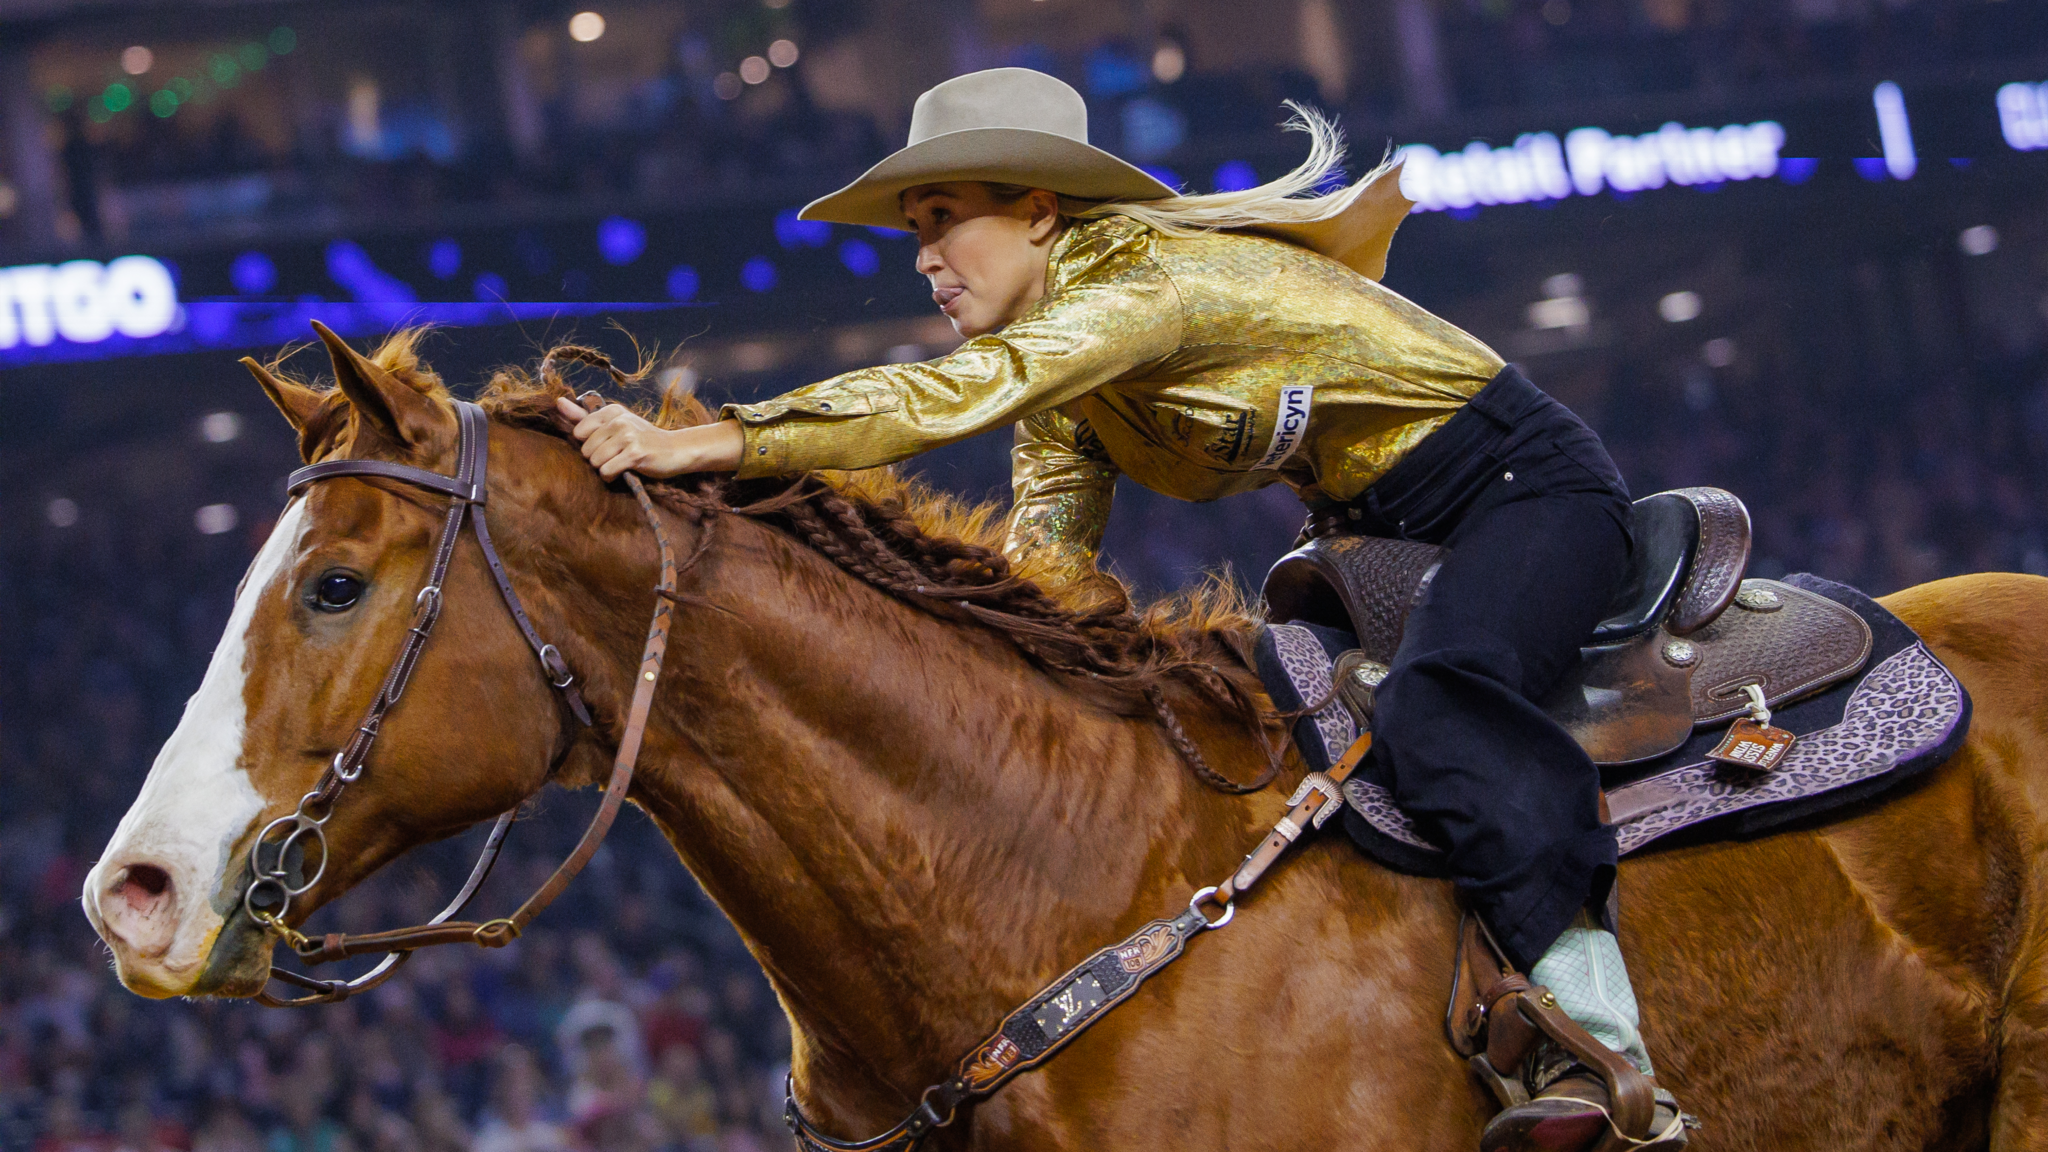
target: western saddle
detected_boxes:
[1263,487,1873,768]
[1264,487,1872,1148]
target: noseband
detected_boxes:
[245,395,677,1007]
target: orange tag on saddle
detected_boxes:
[1707,719,1796,770]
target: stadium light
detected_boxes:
[1873,82,1916,180]
[427,238,462,279]
[569,12,606,42]
[1998,82,2048,151]
[200,412,243,443]
[740,56,771,85]
[1152,42,1186,84]
[598,216,647,265]
[1529,275,1589,331]
[840,239,881,277]
[1659,291,1702,322]
[1213,160,1258,191]
[768,40,799,68]
[121,47,153,76]
[1959,225,1998,256]
[229,251,276,295]
[195,504,239,536]
[667,266,700,301]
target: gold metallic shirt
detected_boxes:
[723,215,1504,570]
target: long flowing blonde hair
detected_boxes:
[1004,102,1394,237]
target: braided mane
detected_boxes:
[265,331,1284,791]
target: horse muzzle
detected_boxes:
[84,854,272,999]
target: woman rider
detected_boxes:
[557,67,1684,1152]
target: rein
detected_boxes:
[242,351,1345,1148]
[245,393,678,1007]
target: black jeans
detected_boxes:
[1348,365,1631,970]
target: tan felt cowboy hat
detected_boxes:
[801,67,1419,282]
[798,68,1180,231]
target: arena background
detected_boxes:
[1,0,2045,1148]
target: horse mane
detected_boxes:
[269,331,1280,781]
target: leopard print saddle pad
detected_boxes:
[1254,573,1972,876]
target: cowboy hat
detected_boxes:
[798,68,1179,231]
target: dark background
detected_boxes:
[2,0,2047,1149]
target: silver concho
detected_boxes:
[1735,583,1783,612]
[1662,639,1699,667]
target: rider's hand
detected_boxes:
[554,396,744,480]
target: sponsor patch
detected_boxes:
[1254,386,1314,470]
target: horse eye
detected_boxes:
[312,572,364,612]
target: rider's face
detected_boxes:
[903,183,1063,339]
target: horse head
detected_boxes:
[83,323,607,998]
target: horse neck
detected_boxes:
[533,487,1275,1121]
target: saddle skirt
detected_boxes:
[1255,574,1972,871]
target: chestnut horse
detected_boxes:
[84,331,2048,1151]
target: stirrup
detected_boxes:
[1446,914,1660,1150]
[1483,1065,1692,1152]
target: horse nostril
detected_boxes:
[121,864,171,900]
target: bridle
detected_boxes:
[244,390,677,1007]
[233,364,1357,1152]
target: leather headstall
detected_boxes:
[245,397,679,1007]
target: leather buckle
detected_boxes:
[1283,772,1344,829]
[538,643,575,689]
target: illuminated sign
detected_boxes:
[1398,120,1786,212]
[1999,81,2048,151]
[0,256,179,350]
[1872,82,1916,180]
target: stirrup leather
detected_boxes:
[1447,915,1658,1151]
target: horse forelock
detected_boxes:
[261,328,455,463]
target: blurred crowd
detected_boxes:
[4,339,2048,1152]
[0,895,796,1152]
[1430,0,2038,113]
[9,331,2048,1151]
[0,768,797,1152]
[19,0,2043,246]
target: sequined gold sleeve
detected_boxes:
[1002,408,1118,573]
[721,224,1183,478]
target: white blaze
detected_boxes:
[85,498,308,990]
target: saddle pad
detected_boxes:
[1253,574,1972,878]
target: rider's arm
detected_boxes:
[1002,408,1119,577]
[721,225,1182,478]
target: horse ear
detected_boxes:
[241,357,322,434]
[309,320,439,447]
[241,356,335,463]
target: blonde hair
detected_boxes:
[1001,103,1393,238]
